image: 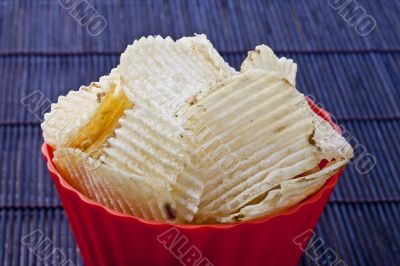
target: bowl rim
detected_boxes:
[42,98,341,229]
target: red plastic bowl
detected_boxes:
[42,100,344,266]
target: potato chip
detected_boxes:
[68,82,132,157]
[117,34,236,115]
[41,71,129,150]
[218,160,348,223]
[241,45,297,86]
[242,44,352,162]
[180,68,353,223]
[98,35,236,222]
[54,148,177,222]
[212,46,354,223]
[310,111,353,160]
[243,44,353,162]
[178,70,321,223]
[101,107,190,188]
[172,161,204,222]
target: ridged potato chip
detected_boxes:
[242,46,352,161]
[41,71,130,151]
[195,46,353,223]
[179,70,320,223]
[179,69,352,223]
[101,107,189,188]
[218,160,348,223]
[99,35,236,222]
[43,35,354,225]
[117,34,236,114]
[241,45,297,86]
[54,148,177,222]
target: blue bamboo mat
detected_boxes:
[0,0,399,265]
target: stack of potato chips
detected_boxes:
[42,35,353,224]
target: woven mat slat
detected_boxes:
[0,0,399,52]
[299,203,400,265]
[0,208,82,266]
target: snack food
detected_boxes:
[54,148,175,221]
[42,35,353,224]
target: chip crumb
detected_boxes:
[274,125,287,133]
[233,214,245,222]
[91,82,100,88]
[186,96,198,106]
[96,92,106,103]
[282,78,291,86]
[80,85,90,92]
[308,129,316,145]
[164,203,176,220]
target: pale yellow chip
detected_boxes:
[41,71,131,152]
[97,35,236,222]
[54,148,177,222]
[241,45,297,86]
[208,47,353,224]
[101,107,190,188]
[178,70,322,223]
[242,44,353,162]
[117,34,236,115]
[218,160,348,223]
[182,69,352,223]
